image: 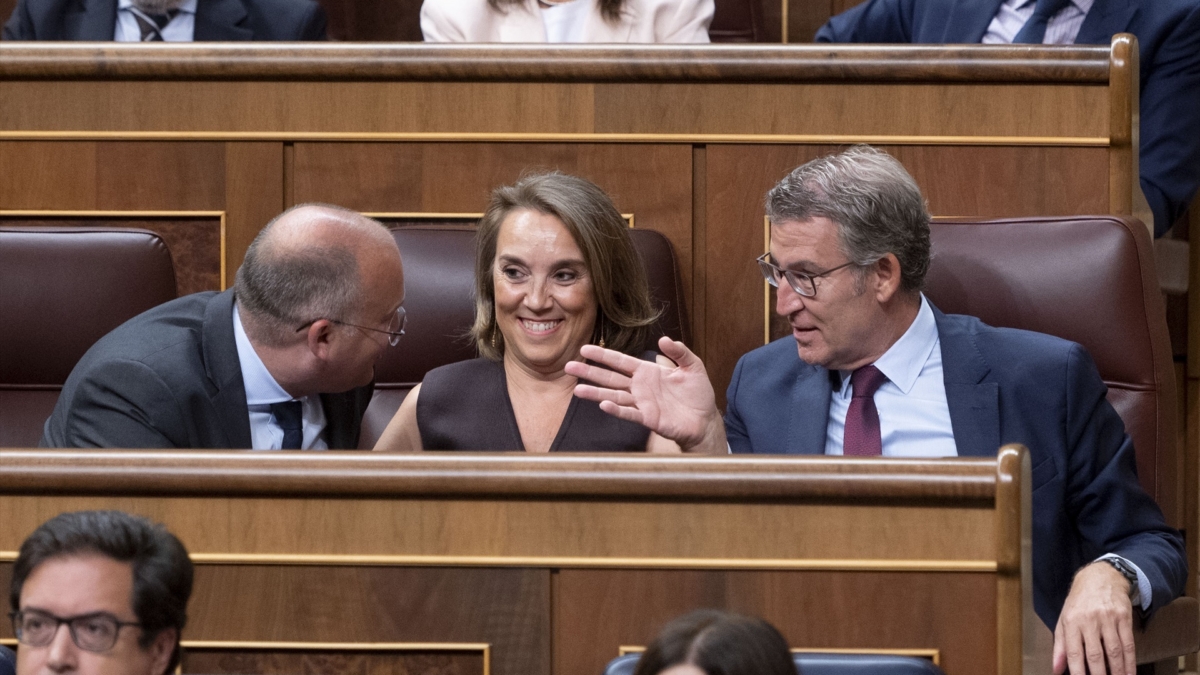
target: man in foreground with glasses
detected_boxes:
[41,203,405,449]
[9,510,193,675]
[567,146,1185,675]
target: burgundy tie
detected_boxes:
[843,365,888,457]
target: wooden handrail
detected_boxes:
[0,450,1004,500]
[0,43,1111,82]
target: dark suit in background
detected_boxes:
[41,290,372,449]
[816,0,1200,236]
[724,307,1187,628]
[2,0,327,40]
[0,644,14,675]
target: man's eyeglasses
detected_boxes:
[295,306,407,347]
[756,253,858,299]
[10,609,140,653]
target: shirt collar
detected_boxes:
[1014,0,1092,12]
[118,0,198,14]
[232,303,296,406]
[837,294,939,395]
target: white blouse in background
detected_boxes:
[540,0,591,42]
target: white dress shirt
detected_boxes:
[825,295,958,457]
[982,0,1093,44]
[540,0,591,42]
[232,304,329,451]
[114,0,197,41]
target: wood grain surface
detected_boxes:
[0,41,1135,428]
[0,44,1111,81]
[0,451,1029,675]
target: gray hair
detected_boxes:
[765,146,931,293]
[234,204,383,346]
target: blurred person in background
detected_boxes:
[633,610,799,675]
[420,0,711,43]
[3,0,327,41]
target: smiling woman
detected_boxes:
[374,172,680,453]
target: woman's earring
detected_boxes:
[491,327,498,350]
[598,336,606,349]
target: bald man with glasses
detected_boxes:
[41,203,406,450]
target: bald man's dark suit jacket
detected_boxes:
[3,0,327,40]
[724,307,1186,629]
[815,0,1200,237]
[41,290,372,449]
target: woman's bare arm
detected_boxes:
[372,382,424,452]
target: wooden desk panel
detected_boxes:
[554,569,996,675]
[0,42,1137,406]
[0,450,1032,675]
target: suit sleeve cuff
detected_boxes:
[1096,553,1152,612]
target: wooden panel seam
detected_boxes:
[0,132,1113,145]
[620,645,942,666]
[0,552,1001,570]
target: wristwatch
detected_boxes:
[1101,557,1141,605]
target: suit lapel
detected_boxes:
[934,307,1001,457]
[65,0,119,39]
[789,364,832,455]
[202,290,252,448]
[941,0,1006,42]
[193,0,252,40]
[321,392,355,449]
[1075,0,1137,45]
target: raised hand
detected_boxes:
[565,336,726,453]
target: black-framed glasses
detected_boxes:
[10,609,141,653]
[295,306,407,347]
[756,253,858,299]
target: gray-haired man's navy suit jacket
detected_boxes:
[815,0,1200,237]
[3,0,327,40]
[725,307,1186,629]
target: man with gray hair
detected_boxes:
[42,203,405,449]
[568,146,1186,675]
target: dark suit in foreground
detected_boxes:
[2,0,327,40]
[41,289,372,449]
[815,0,1200,236]
[725,306,1187,629]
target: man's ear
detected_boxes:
[147,627,177,675]
[872,252,904,303]
[305,320,337,361]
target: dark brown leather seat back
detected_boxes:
[359,225,690,447]
[709,0,764,42]
[0,227,177,447]
[925,217,1176,520]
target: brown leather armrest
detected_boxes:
[1136,597,1199,664]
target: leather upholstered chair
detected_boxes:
[0,227,177,447]
[924,217,1176,517]
[358,225,690,447]
[602,651,945,675]
[708,0,764,42]
[924,216,1198,672]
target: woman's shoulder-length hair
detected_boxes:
[471,171,660,361]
